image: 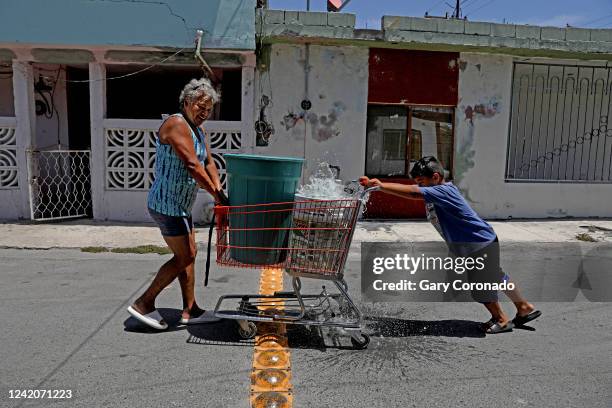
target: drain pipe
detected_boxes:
[194,30,217,82]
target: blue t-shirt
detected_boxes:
[419,183,496,245]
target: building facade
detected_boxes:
[0,0,256,222]
[254,11,612,219]
[0,3,611,222]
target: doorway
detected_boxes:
[365,48,459,219]
[364,105,455,218]
[28,64,92,221]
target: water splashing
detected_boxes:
[297,162,352,200]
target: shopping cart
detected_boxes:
[212,187,378,349]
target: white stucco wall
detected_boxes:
[255,43,369,183]
[455,53,612,219]
[94,190,214,223]
[32,65,69,150]
[0,62,35,220]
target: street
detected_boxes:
[1,246,610,407]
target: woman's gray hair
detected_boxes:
[179,77,221,107]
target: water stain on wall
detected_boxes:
[456,60,503,183]
[281,111,304,131]
[455,97,502,203]
[280,101,346,142]
[454,120,477,201]
[463,97,501,125]
[313,101,346,142]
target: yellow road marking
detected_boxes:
[250,267,293,408]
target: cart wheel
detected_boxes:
[350,333,370,350]
[237,321,257,339]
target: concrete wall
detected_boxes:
[383,16,612,59]
[0,189,23,219]
[0,0,255,50]
[88,61,255,224]
[32,65,69,150]
[95,190,214,224]
[255,43,369,183]
[455,53,612,219]
[0,62,35,221]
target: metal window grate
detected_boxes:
[506,62,612,183]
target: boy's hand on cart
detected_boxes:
[359,176,382,189]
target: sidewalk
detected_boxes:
[1,218,611,249]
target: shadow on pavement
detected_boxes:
[123,309,255,346]
[125,312,487,347]
[285,316,486,351]
[185,320,254,347]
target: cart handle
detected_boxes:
[359,186,380,200]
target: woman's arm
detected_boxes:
[161,117,218,197]
[204,136,222,194]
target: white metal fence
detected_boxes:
[27,150,92,221]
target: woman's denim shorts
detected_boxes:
[148,207,193,237]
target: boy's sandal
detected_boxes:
[485,321,514,334]
[512,310,542,326]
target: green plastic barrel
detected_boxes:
[224,154,304,265]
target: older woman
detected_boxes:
[128,78,225,330]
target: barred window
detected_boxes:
[506,62,612,182]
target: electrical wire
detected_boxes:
[460,0,479,8]
[51,67,62,146]
[462,0,487,14]
[256,6,274,144]
[464,0,498,18]
[581,12,612,27]
[28,47,187,84]
[425,0,446,14]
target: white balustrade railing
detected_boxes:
[0,117,18,189]
[103,119,244,191]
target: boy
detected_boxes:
[360,156,541,334]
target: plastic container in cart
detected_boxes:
[224,154,304,265]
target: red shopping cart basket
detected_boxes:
[215,198,361,279]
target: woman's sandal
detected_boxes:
[127,305,168,330]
